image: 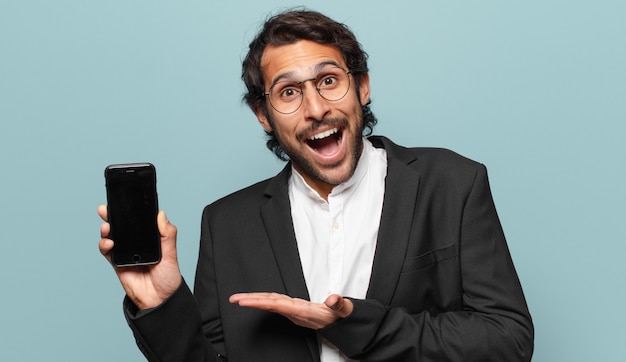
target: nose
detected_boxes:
[300,80,331,121]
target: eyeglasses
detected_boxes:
[263,67,352,114]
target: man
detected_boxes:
[99,9,534,362]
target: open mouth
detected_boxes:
[306,127,343,156]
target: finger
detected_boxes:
[230,292,269,303]
[230,293,297,312]
[100,220,110,239]
[157,210,177,243]
[324,294,344,311]
[230,292,287,303]
[229,294,244,304]
[324,294,353,318]
[97,205,108,222]
[98,237,114,262]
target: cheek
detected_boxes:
[269,116,299,139]
[340,97,365,122]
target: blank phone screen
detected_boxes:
[105,164,161,266]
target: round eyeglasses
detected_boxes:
[263,67,352,114]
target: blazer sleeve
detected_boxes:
[319,165,534,361]
[123,280,226,362]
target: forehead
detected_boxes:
[260,40,347,86]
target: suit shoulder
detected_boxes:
[404,147,487,188]
[398,147,491,203]
[371,136,483,173]
[202,177,273,217]
[411,147,482,170]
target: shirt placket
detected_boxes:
[327,194,345,296]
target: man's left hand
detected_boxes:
[229,292,353,330]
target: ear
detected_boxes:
[357,73,371,106]
[254,105,273,132]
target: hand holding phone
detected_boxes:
[98,206,182,309]
[100,163,182,310]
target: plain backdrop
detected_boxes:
[1,1,624,361]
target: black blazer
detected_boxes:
[126,136,534,361]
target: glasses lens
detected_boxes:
[317,68,350,102]
[268,81,303,114]
[267,68,351,114]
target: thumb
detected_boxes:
[324,294,353,318]
[157,210,177,242]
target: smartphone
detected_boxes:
[104,163,161,267]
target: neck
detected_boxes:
[293,165,335,201]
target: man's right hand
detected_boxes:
[98,205,182,310]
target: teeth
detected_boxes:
[309,128,338,140]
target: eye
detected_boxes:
[318,75,339,88]
[274,84,301,101]
[280,88,299,99]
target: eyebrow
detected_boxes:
[269,60,345,86]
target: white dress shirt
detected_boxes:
[288,138,387,362]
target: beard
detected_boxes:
[271,115,364,187]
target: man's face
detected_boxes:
[255,40,371,197]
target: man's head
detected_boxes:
[242,9,377,161]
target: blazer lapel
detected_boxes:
[259,165,320,361]
[366,137,421,304]
[259,165,311,301]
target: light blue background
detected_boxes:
[1,1,624,361]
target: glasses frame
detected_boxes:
[263,67,353,115]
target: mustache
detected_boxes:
[296,117,349,141]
